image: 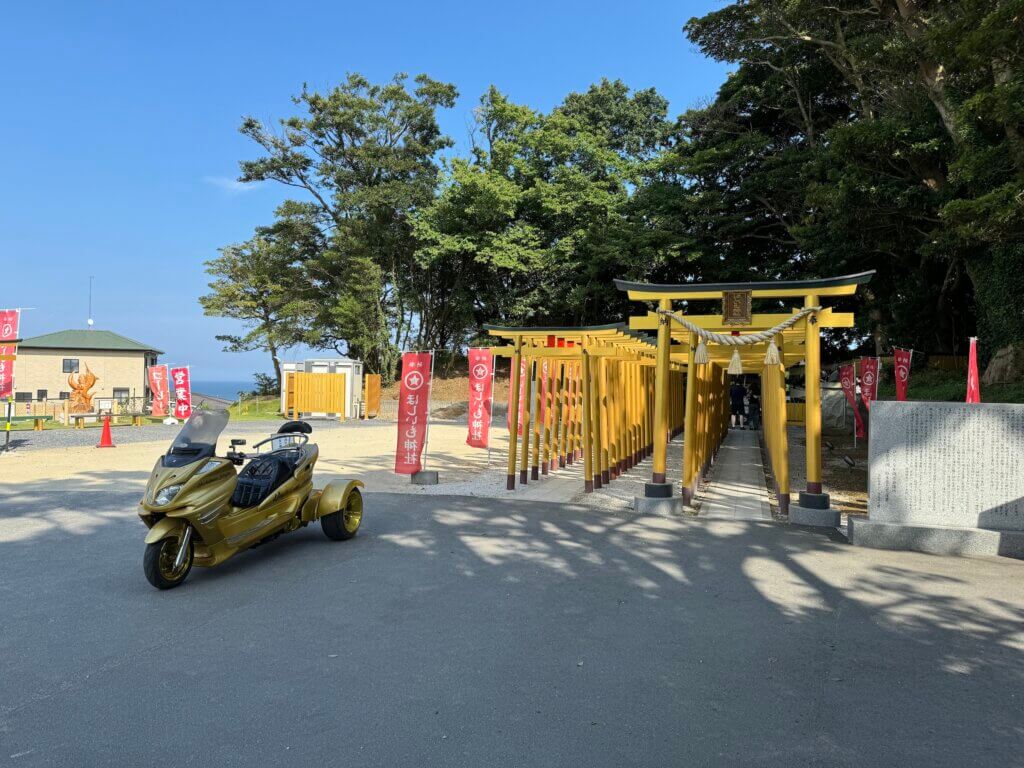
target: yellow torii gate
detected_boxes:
[615,271,873,517]
[485,324,686,493]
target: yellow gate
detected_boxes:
[285,372,347,419]
[363,373,381,419]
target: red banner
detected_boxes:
[860,357,879,410]
[840,364,866,438]
[0,309,19,400]
[893,349,911,402]
[169,366,192,420]
[147,364,170,417]
[395,352,433,474]
[466,348,493,448]
[507,357,527,435]
[966,337,981,403]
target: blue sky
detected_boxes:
[0,1,728,382]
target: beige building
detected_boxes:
[15,329,162,406]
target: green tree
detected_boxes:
[236,72,458,381]
[200,235,308,392]
[414,80,672,332]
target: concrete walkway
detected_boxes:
[695,427,771,520]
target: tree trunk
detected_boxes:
[890,0,960,143]
[268,344,283,395]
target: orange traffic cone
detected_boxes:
[96,415,115,448]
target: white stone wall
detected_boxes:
[869,401,1024,531]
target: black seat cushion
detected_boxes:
[278,420,312,435]
[230,455,292,508]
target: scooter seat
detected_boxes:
[231,454,292,508]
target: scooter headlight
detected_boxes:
[154,484,183,506]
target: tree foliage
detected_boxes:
[214,10,1022,378]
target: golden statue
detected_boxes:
[68,365,98,413]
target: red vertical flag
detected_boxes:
[395,351,433,474]
[840,364,866,438]
[860,357,879,410]
[466,348,493,448]
[966,337,981,403]
[147,364,170,417]
[169,366,192,420]
[0,309,20,400]
[893,349,912,401]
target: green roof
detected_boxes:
[18,329,163,354]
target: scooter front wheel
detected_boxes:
[143,535,194,590]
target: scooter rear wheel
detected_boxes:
[143,536,194,590]
[321,489,363,541]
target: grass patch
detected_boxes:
[228,395,283,422]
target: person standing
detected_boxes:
[730,378,746,429]
[747,385,761,430]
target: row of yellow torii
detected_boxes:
[486,272,873,513]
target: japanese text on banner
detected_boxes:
[859,357,879,410]
[840,364,866,438]
[169,366,192,420]
[0,309,20,400]
[466,348,493,448]
[395,352,433,474]
[147,365,170,418]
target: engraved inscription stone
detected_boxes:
[868,401,1024,531]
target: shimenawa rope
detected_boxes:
[656,306,821,372]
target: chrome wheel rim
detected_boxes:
[343,493,362,532]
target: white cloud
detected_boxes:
[202,176,263,194]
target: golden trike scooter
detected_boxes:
[138,408,364,589]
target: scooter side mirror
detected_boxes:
[230,439,247,447]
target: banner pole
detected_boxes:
[421,350,436,472]
[486,351,496,468]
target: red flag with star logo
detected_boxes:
[395,352,433,473]
[893,349,911,401]
[840,364,866,438]
[466,348,493,448]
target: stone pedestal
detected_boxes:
[789,504,841,528]
[788,490,841,528]
[411,470,439,486]
[634,496,684,517]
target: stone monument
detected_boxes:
[849,400,1024,558]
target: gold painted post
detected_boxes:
[542,360,553,475]
[556,361,567,468]
[804,294,823,495]
[519,357,533,485]
[774,332,790,514]
[598,356,610,485]
[582,352,594,492]
[681,332,698,503]
[566,363,577,465]
[506,337,523,490]
[650,297,672,487]
[531,360,542,480]
[606,357,616,481]
[549,360,560,472]
[590,349,604,489]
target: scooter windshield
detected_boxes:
[163,408,230,467]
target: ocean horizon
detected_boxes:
[190,380,255,400]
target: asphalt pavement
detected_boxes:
[1,487,1022,767]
